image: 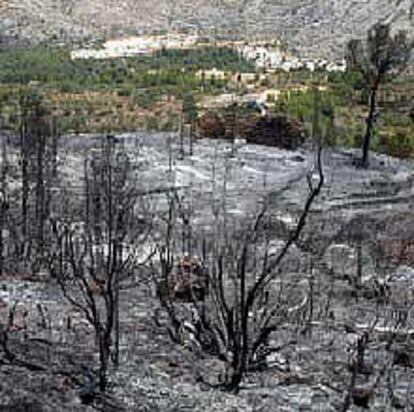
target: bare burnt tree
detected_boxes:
[182,93,198,157]
[11,91,59,273]
[0,133,9,276]
[153,147,324,393]
[346,23,413,167]
[49,136,152,392]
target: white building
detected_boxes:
[236,43,347,73]
[71,33,200,60]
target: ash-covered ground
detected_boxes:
[1,131,414,411]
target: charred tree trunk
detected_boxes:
[98,331,111,393]
[20,120,29,246]
[50,117,59,179]
[0,139,7,277]
[35,131,46,261]
[112,240,121,366]
[189,124,194,156]
[0,202,4,276]
[361,83,378,168]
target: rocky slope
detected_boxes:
[0,0,413,58]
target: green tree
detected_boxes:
[346,23,413,167]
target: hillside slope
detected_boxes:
[0,0,413,58]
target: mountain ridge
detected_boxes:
[0,0,413,59]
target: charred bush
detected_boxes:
[352,387,372,408]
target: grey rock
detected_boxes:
[1,0,412,59]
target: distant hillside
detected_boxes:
[0,0,413,59]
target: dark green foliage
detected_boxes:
[222,101,262,117]
[0,46,253,90]
[153,47,255,72]
[328,70,365,103]
[0,47,72,84]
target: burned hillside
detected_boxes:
[0,129,413,410]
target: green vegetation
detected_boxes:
[346,23,413,166]
[0,46,254,134]
[182,92,198,122]
[269,70,414,158]
[0,46,254,91]
[152,47,255,72]
[272,85,336,146]
[0,44,412,158]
